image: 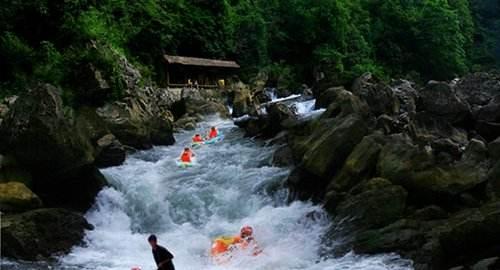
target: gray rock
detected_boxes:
[272,146,294,167]
[488,137,500,160]
[351,73,398,116]
[439,202,500,260]
[1,208,93,260]
[95,134,126,168]
[0,84,105,210]
[302,115,369,179]
[315,86,345,109]
[474,95,500,141]
[327,134,385,193]
[0,83,95,177]
[471,257,499,270]
[0,182,42,212]
[455,72,500,106]
[333,179,407,229]
[378,134,488,198]
[321,89,371,119]
[418,81,471,124]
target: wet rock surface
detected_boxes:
[1,208,93,260]
[257,72,500,269]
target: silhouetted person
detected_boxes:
[148,235,175,270]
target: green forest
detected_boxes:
[1,0,499,99]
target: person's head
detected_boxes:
[184,147,190,151]
[195,134,200,137]
[240,226,253,238]
[148,234,157,248]
[211,127,216,131]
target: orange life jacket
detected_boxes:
[193,135,203,142]
[208,129,218,139]
[180,151,192,162]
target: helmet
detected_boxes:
[240,226,253,237]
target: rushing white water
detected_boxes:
[4,116,413,270]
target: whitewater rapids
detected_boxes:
[3,114,413,270]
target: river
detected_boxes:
[3,100,413,270]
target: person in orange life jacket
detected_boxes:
[232,226,262,255]
[179,147,195,162]
[192,134,204,143]
[211,226,261,258]
[207,127,218,139]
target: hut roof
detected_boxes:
[164,55,240,68]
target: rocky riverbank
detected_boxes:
[237,72,500,270]
[0,54,230,261]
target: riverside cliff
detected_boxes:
[237,72,500,270]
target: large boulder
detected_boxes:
[418,81,471,124]
[315,86,345,109]
[326,133,386,193]
[272,145,294,167]
[475,95,500,123]
[94,134,126,168]
[438,201,500,267]
[185,99,229,117]
[236,102,297,138]
[0,84,105,210]
[377,134,434,183]
[96,88,175,149]
[231,81,253,117]
[455,72,500,107]
[412,111,469,146]
[0,182,42,212]
[266,103,297,134]
[301,114,369,179]
[475,95,500,141]
[1,208,93,260]
[94,57,177,149]
[34,165,107,211]
[0,83,95,178]
[353,202,500,269]
[353,218,445,269]
[173,116,198,131]
[332,178,408,229]
[377,135,490,205]
[320,89,371,119]
[351,73,399,116]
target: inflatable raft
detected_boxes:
[176,160,194,168]
[210,236,261,264]
[204,134,224,145]
[191,141,203,149]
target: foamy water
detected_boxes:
[3,115,412,270]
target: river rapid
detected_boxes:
[3,100,413,270]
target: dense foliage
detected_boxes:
[0,0,499,99]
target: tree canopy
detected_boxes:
[0,0,498,98]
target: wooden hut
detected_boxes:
[164,55,240,88]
